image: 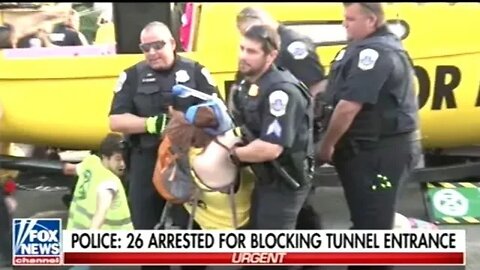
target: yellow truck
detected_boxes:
[1,3,480,182]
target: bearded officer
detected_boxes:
[230,24,314,236]
[235,7,327,234]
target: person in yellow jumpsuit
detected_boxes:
[156,104,254,232]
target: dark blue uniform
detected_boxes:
[231,25,325,232]
[109,56,217,230]
[324,25,421,270]
[276,25,325,89]
[276,25,326,232]
[232,66,314,230]
[110,56,217,270]
[233,66,314,270]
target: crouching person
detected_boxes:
[153,104,254,232]
[64,133,133,231]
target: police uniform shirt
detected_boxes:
[276,25,325,88]
[329,25,418,140]
[109,56,219,116]
[333,26,396,106]
[240,70,308,149]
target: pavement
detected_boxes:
[1,173,477,270]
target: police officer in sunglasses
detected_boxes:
[108,20,219,252]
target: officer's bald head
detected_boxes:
[343,3,385,42]
[140,21,173,41]
[343,3,385,27]
[236,7,278,35]
[139,21,176,70]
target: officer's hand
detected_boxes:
[146,113,170,135]
[317,144,334,165]
[229,144,251,167]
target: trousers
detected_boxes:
[128,147,166,230]
[128,147,169,270]
[333,135,420,270]
[242,175,312,270]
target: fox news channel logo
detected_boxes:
[12,218,62,265]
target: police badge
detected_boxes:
[175,70,190,83]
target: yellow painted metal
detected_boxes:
[0,3,479,150]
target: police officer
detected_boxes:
[109,21,218,227]
[235,6,326,233]
[236,7,327,97]
[318,4,420,269]
[229,24,313,235]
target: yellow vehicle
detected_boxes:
[1,3,480,180]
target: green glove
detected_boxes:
[146,113,169,134]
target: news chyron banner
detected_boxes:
[13,218,466,266]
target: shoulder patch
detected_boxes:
[357,48,379,71]
[200,67,217,86]
[287,41,309,60]
[269,90,289,117]
[175,70,190,83]
[266,119,282,138]
[114,72,127,93]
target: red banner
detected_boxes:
[64,252,464,265]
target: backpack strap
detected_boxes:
[228,183,238,229]
[187,188,202,230]
[155,201,173,229]
[187,168,240,229]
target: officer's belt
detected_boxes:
[339,130,420,152]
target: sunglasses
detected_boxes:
[139,40,167,53]
[251,26,278,52]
